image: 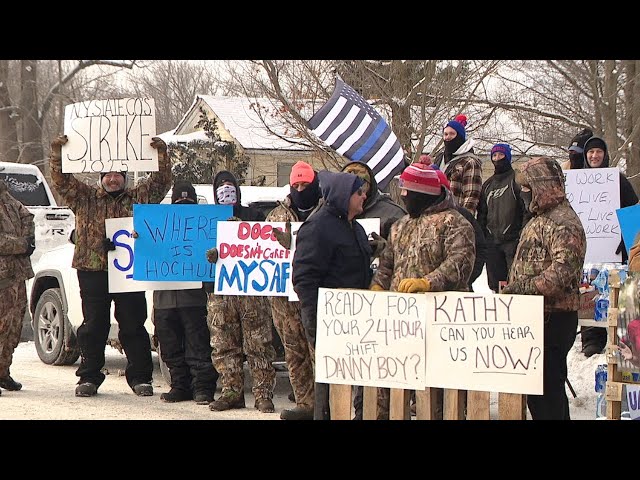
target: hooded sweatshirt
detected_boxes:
[505,157,586,312]
[212,170,265,221]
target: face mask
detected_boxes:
[216,184,237,205]
[492,158,511,174]
[520,189,532,212]
[401,190,441,218]
[290,176,321,210]
[444,135,465,160]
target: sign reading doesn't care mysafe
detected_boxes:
[62,97,158,173]
[315,288,544,395]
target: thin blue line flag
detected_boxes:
[307,77,405,191]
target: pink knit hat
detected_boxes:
[290,161,315,185]
[399,163,441,195]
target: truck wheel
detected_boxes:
[33,288,80,365]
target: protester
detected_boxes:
[477,143,529,293]
[0,179,35,396]
[292,170,372,420]
[580,135,638,357]
[561,128,593,170]
[153,180,219,404]
[503,156,586,420]
[49,134,171,397]
[340,160,406,420]
[434,114,482,215]
[266,161,322,420]
[205,170,276,413]
[370,163,476,419]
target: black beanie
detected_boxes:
[171,181,197,204]
[100,171,127,182]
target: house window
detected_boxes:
[277,162,295,187]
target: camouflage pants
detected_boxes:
[0,281,27,377]
[270,296,314,409]
[207,294,276,400]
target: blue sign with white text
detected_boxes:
[133,204,232,281]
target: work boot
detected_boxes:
[280,405,313,420]
[0,376,22,391]
[133,383,154,396]
[160,388,192,403]
[209,391,245,411]
[193,391,214,405]
[255,397,275,413]
[75,382,98,397]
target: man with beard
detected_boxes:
[266,161,322,420]
[434,114,482,215]
[477,143,529,293]
[370,163,475,419]
[580,135,638,357]
[48,134,172,398]
[205,170,277,413]
[502,157,586,420]
[292,171,372,420]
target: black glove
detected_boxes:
[102,237,116,252]
[24,235,36,256]
[368,232,387,258]
[616,239,624,255]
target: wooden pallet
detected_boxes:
[328,385,527,420]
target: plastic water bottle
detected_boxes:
[595,364,607,419]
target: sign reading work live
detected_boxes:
[62,97,158,173]
[564,167,621,263]
[215,221,292,296]
[105,217,201,293]
[132,204,232,282]
[314,288,544,395]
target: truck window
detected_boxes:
[1,173,51,206]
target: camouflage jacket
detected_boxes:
[50,146,172,271]
[266,195,300,223]
[505,157,586,312]
[0,180,35,287]
[371,188,475,292]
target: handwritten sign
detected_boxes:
[132,204,232,282]
[627,384,640,420]
[62,98,158,173]
[564,167,621,263]
[424,292,544,395]
[315,288,426,389]
[287,218,381,302]
[215,221,292,296]
[105,217,201,293]
[616,203,640,258]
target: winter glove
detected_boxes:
[24,235,36,256]
[369,283,385,291]
[227,216,241,222]
[206,247,218,263]
[501,281,521,295]
[150,137,167,155]
[397,278,431,293]
[368,232,387,258]
[102,237,116,252]
[629,242,640,272]
[273,221,292,249]
[49,135,68,162]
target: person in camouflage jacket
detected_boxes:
[502,156,586,420]
[266,161,321,420]
[0,179,35,395]
[48,134,172,398]
[370,163,475,419]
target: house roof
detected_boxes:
[171,95,312,152]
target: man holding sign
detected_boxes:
[49,134,171,398]
[503,157,586,420]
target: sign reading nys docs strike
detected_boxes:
[315,288,426,390]
[424,292,544,395]
[215,221,292,296]
[62,98,158,173]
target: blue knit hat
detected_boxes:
[445,114,468,141]
[491,143,512,163]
